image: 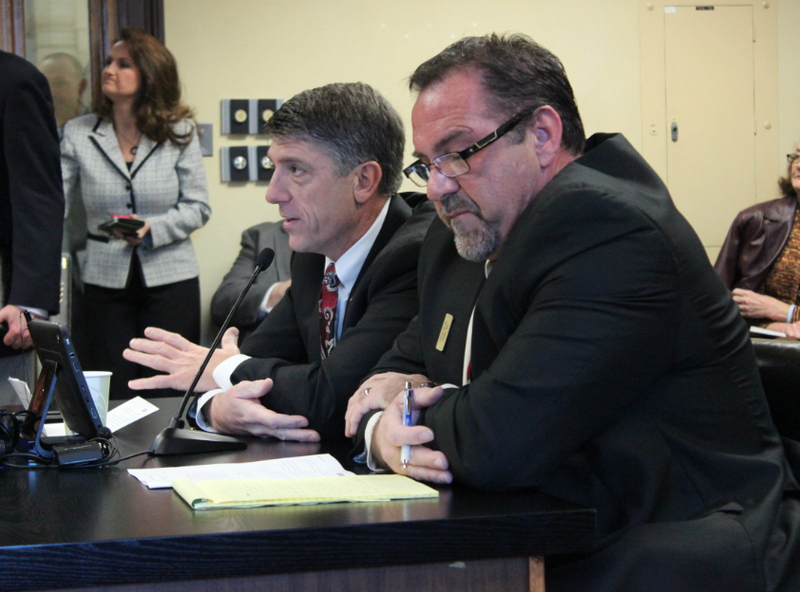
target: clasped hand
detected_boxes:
[112,215,150,247]
[123,326,240,392]
[371,384,452,484]
[344,372,430,437]
[346,372,452,484]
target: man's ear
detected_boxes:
[352,161,383,204]
[530,106,563,168]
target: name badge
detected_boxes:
[436,313,453,352]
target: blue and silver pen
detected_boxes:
[401,381,413,469]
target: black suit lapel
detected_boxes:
[291,252,326,364]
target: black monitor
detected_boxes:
[26,318,105,458]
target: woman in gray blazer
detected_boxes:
[61,28,211,399]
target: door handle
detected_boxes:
[671,121,678,142]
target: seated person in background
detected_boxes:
[715,142,800,338]
[124,82,434,442]
[347,34,800,592]
[210,220,292,343]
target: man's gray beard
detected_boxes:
[440,192,501,262]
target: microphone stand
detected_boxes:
[149,249,275,456]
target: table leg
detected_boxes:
[529,556,545,592]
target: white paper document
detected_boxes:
[106,396,159,432]
[128,453,353,489]
[42,396,159,438]
[8,377,32,408]
[749,326,787,338]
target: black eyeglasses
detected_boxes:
[788,154,800,164]
[403,107,536,187]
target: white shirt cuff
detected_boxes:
[194,389,223,432]
[259,282,280,316]
[16,306,48,319]
[365,411,384,472]
[213,354,251,390]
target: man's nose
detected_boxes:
[265,179,286,205]
[426,168,460,202]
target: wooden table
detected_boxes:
[0,398,595,592]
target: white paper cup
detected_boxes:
[83,371,112,425]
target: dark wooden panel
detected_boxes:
[116,0,163,43]
[36,558,530,592]
[88,0,115,107]
[0,0,25,55]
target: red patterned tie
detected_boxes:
[319,262,340,359]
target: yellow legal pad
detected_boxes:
[173,474,439,510]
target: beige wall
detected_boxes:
[162,0,796,341]
[779,0,800,156]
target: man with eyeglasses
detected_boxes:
[346,34,800,592]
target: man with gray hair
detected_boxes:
[347,34,800,591]
[125,82,434,442]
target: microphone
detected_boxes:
[149,248,276,456]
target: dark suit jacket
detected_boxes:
[0,51,63,315]
[210,221,292,342]
[233,193,434,441]
[365,135,800,592]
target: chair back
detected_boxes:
[751,338,800,442]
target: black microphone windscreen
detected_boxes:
[257,248,275,271]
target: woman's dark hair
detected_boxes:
[93,27,194,146]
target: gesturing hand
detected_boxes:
[123,326,241,392]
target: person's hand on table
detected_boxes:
[345,372,430,437]
[765,322,800,340]
[732,289,790,321]
[207,378,320,441]
[371,385,451,484]
[123,326,240,392]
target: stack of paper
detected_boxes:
[129,453,352,489]
[128,453,439,510]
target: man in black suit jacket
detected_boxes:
[347,35,800,591]
[125,82,433,441]
[0,51,64,401]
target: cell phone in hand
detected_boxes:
[98,215,145,237]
